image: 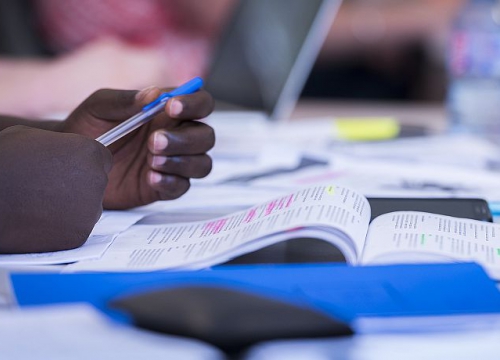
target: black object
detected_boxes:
[0,0,51,56]
[109,285,353,353]
[367,197,493,223]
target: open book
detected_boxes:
[67,185,500,279]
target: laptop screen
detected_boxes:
[205,0,341,120]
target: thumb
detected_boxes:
[83,87,162,122]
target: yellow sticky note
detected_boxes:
[333,117,400,141]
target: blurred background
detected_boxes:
[0,0,469,117]
[303,0,465,102]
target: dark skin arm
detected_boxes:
[0,125,112,253]
[0,115,63,132]
[0,88,215,253]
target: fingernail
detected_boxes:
[169,99,183,116]
[136,86,157,102]
[152,156,167,167]
[154,132,168,151]
[149,172,162,184]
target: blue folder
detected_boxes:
[10,262,500,325]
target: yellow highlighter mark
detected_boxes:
[334,117,400,141]
[326,186,336,196]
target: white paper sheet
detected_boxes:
[244,329,500,360]
[0,304,224,360]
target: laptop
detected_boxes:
[205,0,342,121]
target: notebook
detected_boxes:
[205,0,342,121]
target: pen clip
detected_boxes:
[142,77,204,112]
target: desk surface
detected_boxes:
[291,100,448,134]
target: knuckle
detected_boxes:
[87,88,110,103]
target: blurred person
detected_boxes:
[303,0,466,101]
[0,0,235,117]
[0,85,215,254]
[0,0,464,118]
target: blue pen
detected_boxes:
[96,77,204,147]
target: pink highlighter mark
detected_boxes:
[265,200,277,216]
[202,219,227,235]
[285,194,294,208]
[212,219,228,234]
[202,221,215,235]
[244,209,257,223]
[277,197,285,210]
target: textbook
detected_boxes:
[67,184,500,278]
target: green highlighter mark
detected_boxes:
[497,249,500,256]
[421,234,426,245]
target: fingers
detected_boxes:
[147,172,191,200]
[148,154,212,179]
[144,151,212,201]
[135,86,163,105]
[135,87,213,121]
[84,89,141,121]
[165,89,214,120]
[82,85,212,123]
[143,87,214,200]
[148,121,215,156]
[143,92,214,201]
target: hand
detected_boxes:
[62,86,215,209]
[46,38,169,113]
[0,126,112,253]
[0,37,169,117]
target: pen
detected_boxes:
[96,77,204,147]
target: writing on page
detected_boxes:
[67,185,371,272]
[362,212,500,278]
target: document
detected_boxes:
[0,304,224,360]
[244,329,500,360]
[67,184,500,279]
[205,117,500,199]
[0,210,150,266]
[250,151,500,200]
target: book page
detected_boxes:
[67,185,371,272]
[361,212,500,279]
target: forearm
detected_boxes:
[0,115,63,132]
[0,58,63,118]
[0,126,111,254]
